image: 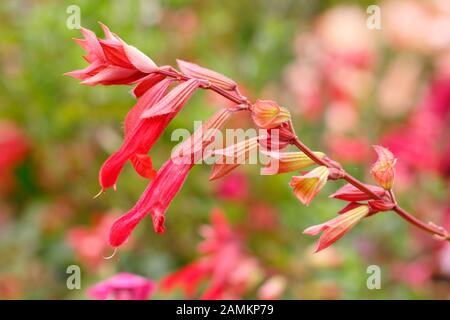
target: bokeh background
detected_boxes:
[1,0,450,299]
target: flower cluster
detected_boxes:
[67,24,294,249]
[67,24,449,255]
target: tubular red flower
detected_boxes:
[140,79,200,118]
[109,159,194,247]
[330,183,386,201]
[109,109,231,247]
[177,59,237,91]
[65,23,157,86]
[98,79,173,190]
[303,205,370,252]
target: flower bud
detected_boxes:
[370,145,397,190]
[330,183,386,201]
[261,151,325,175]
[251,100,291,129]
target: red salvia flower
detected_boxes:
[65,23,157,85]
[99,79,199,191]
[66,24,450,259]
[109,109,232,247]
[109,159,193,247]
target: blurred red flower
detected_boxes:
[0,122,29,194]
[161,208,283,299]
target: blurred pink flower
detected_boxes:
[87,272,155,300]
[247,203,279,231]
[257,276,286,300]
[382,74,450,186]
[438,243,450,277]
[326,136,370,164]
[66,215,118,270]
[98,79,199,191]
[383,0,450,53]
[216,172,249,201]
[285,5,375,121]
[392,261,432,288]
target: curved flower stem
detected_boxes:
[393,205,449,240]
[292,138,449,240]
[156,66,450,241]
[157,68,248,106]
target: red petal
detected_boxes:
[177,59,236,91]
[337,202,363,214]
[131,73,166,98]
[124,79,172,136]
[140,79,199,118]
[330,183,386,201]
[130,154,157,179]
[99,80,171,190]
[109,160,194,247]
[99,40,133,69]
